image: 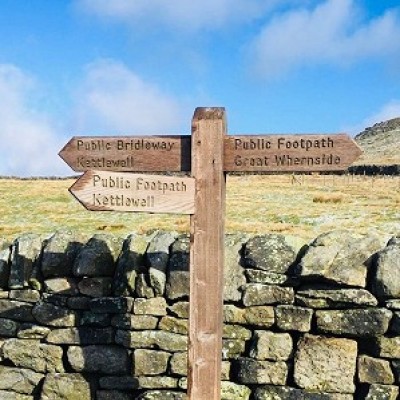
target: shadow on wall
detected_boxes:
[0,230,190,400]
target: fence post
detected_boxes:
[188,107,226,400]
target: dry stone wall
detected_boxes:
[0,230,399,399]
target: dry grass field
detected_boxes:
[0,174,399,243]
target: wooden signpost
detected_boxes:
[59,107,362,400]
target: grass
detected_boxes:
[0,174,399,243]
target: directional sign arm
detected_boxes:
[69,170,195,215]
[224,133,363,172]
[59,136,192,173]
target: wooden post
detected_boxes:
[188,107,226,400]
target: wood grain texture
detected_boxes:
[69,170,195,214]
[59,136,191,172]
[224,134,363,172]
[188,107,226,400]
[60,133,362,174]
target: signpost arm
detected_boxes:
[188,107,226,400]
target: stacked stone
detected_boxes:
[0,229,399,399]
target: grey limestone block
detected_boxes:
[221,361,231,380]
[9,233,42,289]
[99,376,138,390]
[78,277,113,297]
[234,357,288,385]
[358,355,394,385]
[223,324,252,341]
[159,316,188,335]
[296,288,378,309]
[168,301,189,319]
[16,324,51,339]
[249,330,293,361]
[245,269,299,286]
[96,391,134,400]
[80,311,111,327]
[242,234,306,273]
[294,334,357,394]
[134,349,171,376]
[89,297,133,313]
[170,352,187,376]
[221,381,251,400]
[32,301,77,327]
[222,339,246,359]
[111,313,158,330]
[40,373,91,400]
[255,387,352,399]
[166,234,190,301]
[297,230,383,287]
[302,393,353,400]
[0,299,34,322]
[46,327,114,345]
[133,297,167,316]
[44,277,79,295]
[0,239,11,289]
[115,329,187,352]
[146,231,177,296]
[0,366,43,395]
[67,345,129,374]
[316,308,392,337]
[9,289,40,303]
[2,338,64,373]
[136,273,155,298]
[372,241,400,299]
[41,231,86,278]
[242,306,276,327]
[137,376,178,389]
[223,304,275,327]
[365,384,399,400]
[253,385,302,400]
[113,233,148,296]
[67,296,90,310]
[0,390,34,400]
[73,233,123,277]
[275,305,313,332]
[374,336,400,359]
[242,283,294,306]
[223,234,248,302]
[135,390,187,399]
[0,317,19,337]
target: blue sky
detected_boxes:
[0,0,399,176]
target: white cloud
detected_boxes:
[73,59,183,134]
[76,0,286,31]
[250,0,400,78]
[346,100,400,135]
[0,64,68,177]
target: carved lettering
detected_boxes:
[93,194,155,208]
[234,138,272,150]
[277,137,334,151]
[234,155,269,167]
[274,154,341,166]
[116,139,175,151]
